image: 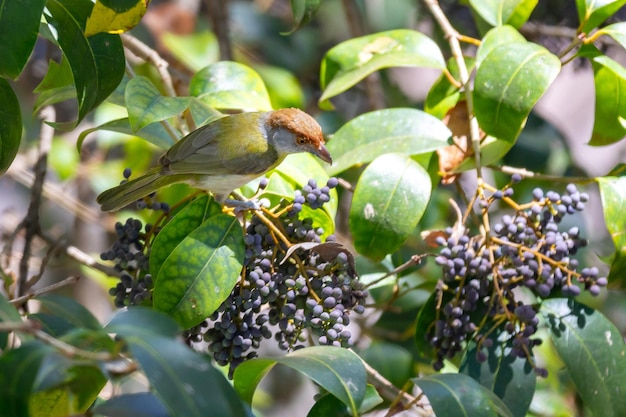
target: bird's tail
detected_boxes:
[97,168,177,212]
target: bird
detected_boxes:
[97,108,332,211]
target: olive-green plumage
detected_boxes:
[97,108,331,211]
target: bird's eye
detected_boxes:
[297,137,307,145]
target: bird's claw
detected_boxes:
[224,198,263,213]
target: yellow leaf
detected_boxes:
[85,0,149,37]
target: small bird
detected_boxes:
[97,108,332,211]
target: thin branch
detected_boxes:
[121,33,177,97]
[10,276,80,307]
[206,0,233,61]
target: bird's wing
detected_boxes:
[163,112,281,176]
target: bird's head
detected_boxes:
[264,108,332,164]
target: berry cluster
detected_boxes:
[429,181,606,375]
[191,178,368,377]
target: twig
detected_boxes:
[364,254,425,289]
[10,276,80,307]
[206,0,233,61]
[359,355,433,416]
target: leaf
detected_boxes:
[0,0,46,78]
[597,176,626,284]
[541,298,626,417]
[77,117,176,151]
[45,0,125,129]
[189,62,272,111]
[254,65,305,109]
[92,393,171,417]
[234,346,366,416]
[125,76,190,132]
[599,22,626,53]
[121,333,247,417]
[36,295,101,331]
[0,294,21,350]
[460,334,536,417]
[0,342,51,417]
[307,385,383,417]
[425,58,476,119]
[319,29,445,107]
[161,31,219,73]
[153,214,245,329]
[326,108,451,176]
[414,373,515,417]
[475,26,526,68]
[149,195,222,279]
[468,0,538,28]
[85,0,149,36]
[576,0,626,34]
[473,40,560,142]
[105,307,180,339]
[349,153,431,261]
[589,55,626,145]
[284,0,321,34]
[359,341,413,388]
[0,78,22,174]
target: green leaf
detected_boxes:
[576,0,626,34]
[77,117,176,151]
[0,342,51,417]
[473,41,560,142]
[85,0,148,36]
[589,55,626,145]
[326,108,451,176]
[476,26,526,68]
[36,295,101,331]
[0,78,22,174]
[122,333,247,417]
[0,0,46,78]
[468,0,538,28]
[234,346,366,416]
[161,31,219,73]
[45,0,125,129]
[360,341,413,388]
[106,307,181,339]
[413,373,515,417]
[349,153,431,261]
[307,385,383,417]
[460,334,535,417]
[189,62,272,111]
[425,58,476,119]
[254,65,305,109]
[415,290,451,359]
[319,29,445,107]
[598,176,626,284]
[125,76,190,132]
[0,294,21,350]
[284,0,321,34]
[153,214,245,328]
[92,393,171,417]
[541,298,626,417]
[149,195,222,279]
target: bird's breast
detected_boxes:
[187,173,261,196]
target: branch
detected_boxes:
[206,0,233,61]
[10,276,80,308]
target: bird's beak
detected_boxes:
[315,144,332,165]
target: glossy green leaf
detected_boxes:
[589,55,626,145]
[161,31,219,72]
[77,117,176,151]
[189,62,272,111]
[306,385,382,417]
[122,333,247,417]
[597,176,626,284]
[425,58,476,119]
[476,26,526,68]
[0,342,51,417]
[360,341,413,388]
[413,373,515,417]
[149,195,222,279]
[349,153,431,261]
[326,108,451,176]
[153,213,245,328]
[0,294,21,350]
[473,42,560,142]
[33,58,77,115]
[468,0,538,28]
[85,0,148,36]
[255,65,305,109]
[541,298,626,417]
[319,30,445,107]
[460,334,535,417]
[36,295,101,331]
[45,0,125,129]
[125,76,190,132]
[234,346,366,415]
[284,0,321,34]
[106,307,180,339]
[92,393,171,417]
[0,0,45,78]
[576,0,626,34]
[0,78,22,174]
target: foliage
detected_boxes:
[0,0,625,417]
